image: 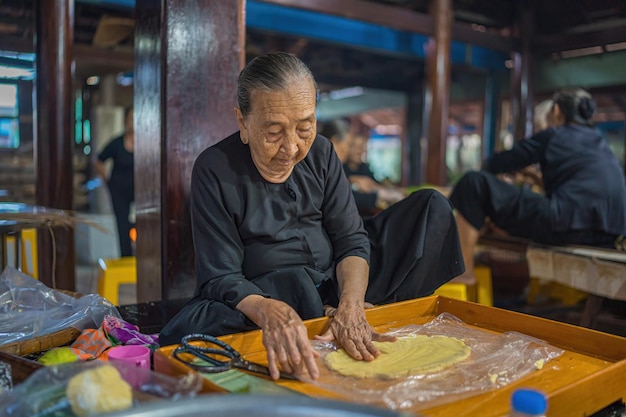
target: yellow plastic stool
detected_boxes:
[474,265,494,306]
[97,257,137,306]
[434,281,471,301]
[3,228,38,278]
[434,265,493,306]
[21,228,38,279]
[527,278,587,306]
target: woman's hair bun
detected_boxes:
[578,97,596,120]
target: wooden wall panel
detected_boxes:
[134,0,244,321]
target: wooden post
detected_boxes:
[406,85,425,185]
[425,0,452,186]
[482,72,500,160]
[34,0,75,290]
[511,5,534,141]
[134,0,244,320]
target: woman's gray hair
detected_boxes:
[552,87,595,126]
[237,52,318,116]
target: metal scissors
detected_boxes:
[173,333,298,380]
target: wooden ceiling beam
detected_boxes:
[0,36,33,53]
[259,0,516,53]
[534,28,626,55]
[0,37,132,71]
[260,0,433,33]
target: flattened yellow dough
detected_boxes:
[324,335,471,379]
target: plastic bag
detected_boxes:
[0,267,121,346]
[0,360,203,417]
[307,312,564,411]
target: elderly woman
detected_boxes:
[159,52,463,380]
[450,87,626,281]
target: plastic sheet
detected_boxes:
[0,267,120,346]
[0,360,203,417]
[307,313,564,411]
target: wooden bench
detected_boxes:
[525,243,626,328]
[478,234,626,330]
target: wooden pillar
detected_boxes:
[406,85,425,185]
[34,0,75,290]
[134,0,244,319]
[482,72,500,160]
[425,0,452,186]
[511,5,534,141]
[623,124,626,178]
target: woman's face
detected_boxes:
[347,134,366,165]
[235,79,317,183]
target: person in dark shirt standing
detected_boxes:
[94,107,134,257]
[159,52,464,380]
[449,88,626,281]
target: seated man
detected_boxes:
[159,52,464,380]
[319,120,404,215]
[449,88,626,282]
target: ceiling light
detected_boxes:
[328,86,364,100]
[0,65,34,79]
[117,72,133,86]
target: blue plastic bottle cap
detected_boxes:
[512,389,547,415]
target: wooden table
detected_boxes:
[155,296,626,417]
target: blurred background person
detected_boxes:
[497,99,554,194]
[94,107,135,257]
[319,120,404,216]
[449,88,626,282]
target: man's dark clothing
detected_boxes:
[159,133,463,345]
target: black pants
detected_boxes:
[159,189,464,346]
[110,188,134,257]
[449,171,618,247]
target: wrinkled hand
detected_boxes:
[259,299,319,380]
[315,303,396,361]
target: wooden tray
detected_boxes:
[154,296,626,417]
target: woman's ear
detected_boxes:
[550,103,565,126]
[234,107,248,144]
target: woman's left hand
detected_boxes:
[314,302,396,361]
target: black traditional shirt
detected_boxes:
[190,132,370,308]
[97,135,134,199]
[484,125,626,234]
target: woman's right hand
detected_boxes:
[239,296,319,380]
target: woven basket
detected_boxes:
[0,327,82,356]
[0,289,84,357]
